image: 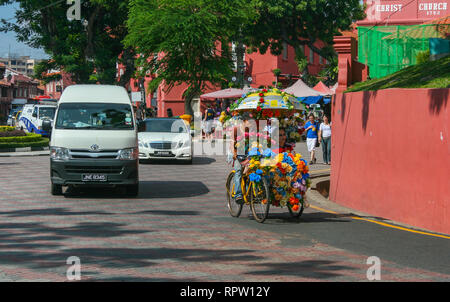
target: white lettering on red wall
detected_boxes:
[376,4,403,12]
[419,2,448,16]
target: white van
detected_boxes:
[18,104,56,136]
[44,85,139,196]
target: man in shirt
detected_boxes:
[304,114,319,164]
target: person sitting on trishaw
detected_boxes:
[228,113,295,204]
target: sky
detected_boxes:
[0,3,49,59]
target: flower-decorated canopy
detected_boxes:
[235,92,303,111]
[231,88,305,113]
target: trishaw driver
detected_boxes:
[228,112,252,204]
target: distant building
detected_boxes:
[0,55,42,78]
[42,70,75,100]
[0,66,40,118]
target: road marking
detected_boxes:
[309,205,450,240]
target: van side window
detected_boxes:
[33,107,38,117]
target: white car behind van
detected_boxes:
[43,85,139,196]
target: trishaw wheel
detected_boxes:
[226,171,243,218]
[250,177,270,223]
[288,203,304,219]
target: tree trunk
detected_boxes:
[184,90,198,116]
[295,46,309,77]
[236,41,245,88]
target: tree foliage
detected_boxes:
[0,0,134,85]
[124,0,253,114]
[245,0,365,60]
[318,56,338,86]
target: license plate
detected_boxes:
[155,151,171,156]
[82,174,107,182]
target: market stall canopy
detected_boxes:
[313,81,334,95]
[283,79,325,97]
[200,87,254,100]
[298,96,331,105]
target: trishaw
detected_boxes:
[223,88,311,223]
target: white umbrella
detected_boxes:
[283,79,326,97]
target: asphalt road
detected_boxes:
[0,145,448,281]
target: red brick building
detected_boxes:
[0,66,40,119]
[43,71,75,100]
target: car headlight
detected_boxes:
[118,148,139,160]
[177,140,190,148]
[138,140,148,148]
[50,147,70,160]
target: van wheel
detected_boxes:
[51,184,63,196]
[126,184,139,197]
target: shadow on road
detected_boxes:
[0,207,114,217]
[131,210,201,216]
[0,241,259,270]
[63,180,209,199]
[139,156,216,165]
[259,211,353,225]
[245,260,358,279]
[0,162,20,166]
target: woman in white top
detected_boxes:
[318,115,332,165]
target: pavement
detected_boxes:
[0,150,49,157]
[0,140,448,281]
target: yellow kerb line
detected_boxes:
[309,205,450,240]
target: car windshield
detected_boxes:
[55,103,134,130]
[39,107,56,119]
[140,119,187,133]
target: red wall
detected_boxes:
[360,0,449,26]
[246,51,278,87]
[330,88,450,234]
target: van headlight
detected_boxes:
[118,148,139,160]
[50,147,70,160]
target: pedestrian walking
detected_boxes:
[304,114,320,165]
[203,104,215,141]
[318,115,332,165]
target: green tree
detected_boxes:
[318,56,338,86]
[245,0,365,63]
[124,0,253,115]
[0,0,135,85]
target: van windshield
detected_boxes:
[55,103,134,130]
[39,107,56,119]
